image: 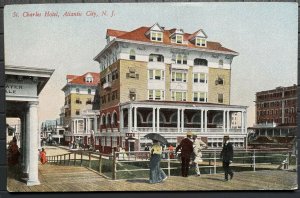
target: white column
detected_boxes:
[223,110,226,133]
[120,108,124,130]
[241,111,244,133]
[21,114,26,170]
[156,108,160,133]
[177,109,180,133]
[227,110,230,133]
[134,107,137,131]
[152,108,156,133]
[25,109,30,174]
[181,109,184,133]
[201,109,204,133]
[204,110,208,133]
[26,102,40,186]
[129,106,133,132]
[244,111,247,134]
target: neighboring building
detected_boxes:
[41,119,65,144]
[231,112,242,129]
[256,85,297,126]
[62,72,100,146]
[94,23,248,153]
[248,85,297,149]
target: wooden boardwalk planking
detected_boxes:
[7,164,297,192]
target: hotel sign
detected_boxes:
[6,83,37,97]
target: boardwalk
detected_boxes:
[7,164,297,192]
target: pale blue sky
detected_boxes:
[4,3,298,126]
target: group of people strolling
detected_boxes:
[148,132,234,184]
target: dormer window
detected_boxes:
[196,37,206,47]
[151,31,163,42]
[85,74,93,83]
[176,35,183,44]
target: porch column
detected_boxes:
[227,110,230,133]
[241,111,244,133]
[21,114,26,170]
[156,107,160,133]
[120,108,124,130]
[244,111,247,134]
[201,109,204,133]
[27,101,40,186]
[134,106,137,131]
[177,109,180,133]
[25,109,30,174]
[223,110,226,133]
[204,110,207,133]
[152,107,156,133]
[181,109,184,133]
[129,106,133,132]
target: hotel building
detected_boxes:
[94,23,247,153]
[62,72,100,146]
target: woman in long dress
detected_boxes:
[40,148,48,164]
[149,140,167,184]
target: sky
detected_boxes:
[4,3,298,127]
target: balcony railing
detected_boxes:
[103,82,112,89]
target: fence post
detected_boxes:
[167,151,171,177]
[253,150,256,172]
[74,153,76,166]
[214,151,217,174]
[80,152,83,166]
[99,154,102,174]
[68,153,71,166]
[112,151,117,180]
[64,154,66,165]
[89,152,92,168]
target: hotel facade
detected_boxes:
[62,72,100,146]
[94,23,247,153]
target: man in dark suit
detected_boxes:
[220,136,234,181]
[175,132,194,177]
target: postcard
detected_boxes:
[4,2,298,191]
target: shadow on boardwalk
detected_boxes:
[7,164,297,192]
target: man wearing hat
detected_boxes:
[175,131,194,177]
[220,135,234,181]
[192,133,207,176]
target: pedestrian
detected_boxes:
[220,136,234,181]
[168,144,174,159]
[149,140,167,184]
[192,133,207,176]
[39,148,48,164]
[175,131,194,177]
[7,137,20,167]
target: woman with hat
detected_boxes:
[149,140,167,184]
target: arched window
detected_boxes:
[106,114,111,127]
[112,112,118,127]
[149,54,164,62]
[101,114,106,126]
[194,58,208,66]
[129,49,136,60]
[219,60,223,67]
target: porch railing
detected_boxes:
[122,127,243,133]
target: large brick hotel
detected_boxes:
[93,23,247,153]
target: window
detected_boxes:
[129,90,136,101]
[129,49,136,60]
[86,98,92,105]
[171,91,186,101]
[85,76,93,83]
[172,35,183,44]
[76,110,80,115]
[75,98,81,104]
[148,90,165,100]
[218,93,223,103]
[193,92,207,102]
[126,68,139,79]
[195,38,206,47]
[148,69,164,80]
[176,54,187,64]
[219,60,223,67]
[112,70,119,80]
[107,93,111,102]
[193,73,207,83]
[172,71,187,82]
[149,54,164,62]
[76,88,80,93]
[194,58,208,66]
[151,31,163,42]
[215,77,224,85]
[88,89,91,94]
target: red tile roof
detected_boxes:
[107,26,237,54]
[68,72,100,86]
